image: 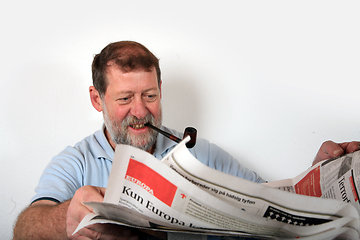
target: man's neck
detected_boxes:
[104,127,117,150]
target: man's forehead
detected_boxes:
[105,66,158,88]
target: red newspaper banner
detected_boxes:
[294,166,322,197]
[125,158,177,207]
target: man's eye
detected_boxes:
[118,97,132,104]
[145,94,157,102]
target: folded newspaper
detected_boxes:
[264,150,360,214]
[74,137,360,239]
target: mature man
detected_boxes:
[13,41,360,240]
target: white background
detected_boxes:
[1,1,360,238]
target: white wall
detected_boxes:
[1,1,360,238]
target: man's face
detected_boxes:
[101,65,162,151]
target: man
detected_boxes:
[13,41,360,240]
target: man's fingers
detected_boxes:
[340,141,360,154]
[66,186,107,239]
[77,186,106,203]
[313,141,343,166]
[313,140,360,166]
[320,140,344,158]
[97,187,107,197]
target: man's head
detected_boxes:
[90,41,162,152]
[92,41,161,98]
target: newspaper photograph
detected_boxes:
[74,138,360,239]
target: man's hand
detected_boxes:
[67,185,138,240]
[313,141,360,166]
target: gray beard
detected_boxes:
[103,107,162,152]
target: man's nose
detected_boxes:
[130,98,148,119]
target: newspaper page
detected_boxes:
[160,138,360,237]
[264,151,360,214]
[74,138,360,239]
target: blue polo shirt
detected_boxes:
[32,126,264,203]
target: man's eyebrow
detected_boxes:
[115,88,159,95]
[143,87,159,92]
[115,90,133,96]
[119,90,134,94]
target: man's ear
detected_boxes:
[89,86,103,112]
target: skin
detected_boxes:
[12,64,360,240]
[312,141,360,166]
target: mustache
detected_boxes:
[123,114,155,126]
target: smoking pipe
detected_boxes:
[145,123,197,148]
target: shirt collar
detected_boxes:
[94,124,115,161]
[97,124,181,161]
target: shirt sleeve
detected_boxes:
[190,139,266,183]
[31,146,85,203]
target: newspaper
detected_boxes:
[264,150,360,215]
[74,137,360,239]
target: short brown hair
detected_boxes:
[92,41,161,97]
